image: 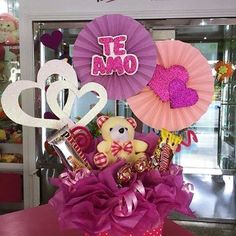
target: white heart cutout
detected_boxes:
[37,59,78,117]
[1,59,79,129]
[47,81,108,128]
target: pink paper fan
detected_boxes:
[73,14,157,100]
[127,40,214,131]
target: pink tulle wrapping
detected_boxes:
[49,133,194,236]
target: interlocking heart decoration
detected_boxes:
[1,59,108,130]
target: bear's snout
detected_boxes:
[119,128,125,134]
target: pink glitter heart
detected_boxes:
[148,65,189,101]
[169,79,199,109]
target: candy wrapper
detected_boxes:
[48,125,92,171]
[151,129,182,172]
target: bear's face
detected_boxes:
[0,20,15,32]
[97,116,136,143]
[109,124,129,142]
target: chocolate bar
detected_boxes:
[47,125,91,171]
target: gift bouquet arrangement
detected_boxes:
[1,14,214,236]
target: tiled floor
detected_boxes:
[171,175,236,236]
[177,221,236,236]
[171,174,236,235]
[183,174,236,222]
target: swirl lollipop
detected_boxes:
[69,125,92,150]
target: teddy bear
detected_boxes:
[93,116,148,168]
[0,13,19,45]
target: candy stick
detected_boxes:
[158,144,173,173]
[66,127,92,169]
[151,129,182,172]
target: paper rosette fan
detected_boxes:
[127,40,214,131]
[73,14,157,100]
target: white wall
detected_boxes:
[0,0,8,14]
[19,0,236,20]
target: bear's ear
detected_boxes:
[97,116,110,128]
[126,117,137,129]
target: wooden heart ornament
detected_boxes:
[1,59,108,129]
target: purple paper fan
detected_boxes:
[73,14,157,100]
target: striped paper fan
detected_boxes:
[73,14,157,100]
[127,40,214,131]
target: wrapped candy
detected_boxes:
[117,156,151,185]
[151,129,182,172]
[117,164,133,185]
[48,125,92,171]
[133,156,151,173]
[158,144,173,173]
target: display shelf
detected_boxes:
[0,163,23,172]
[223,132,236,147]
[0,143,23,154]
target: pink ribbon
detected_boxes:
[169,165,183,175]
[176,130,198,152]
[182,182,194,194]
[59,168,90,192]
[113,180,145,217]
[111,141,133,157]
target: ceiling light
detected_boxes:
[199,20,207,26]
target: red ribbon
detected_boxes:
[111,141,133,157]
[113,180,145,217]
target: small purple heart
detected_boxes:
[40,30,63,50]
[148,64,189,102]
[169,79,199,109]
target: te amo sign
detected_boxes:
[91,35,139,76]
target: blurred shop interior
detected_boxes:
[0,0,235,235]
